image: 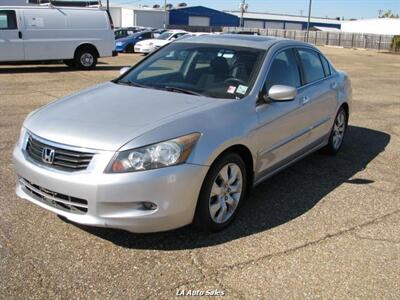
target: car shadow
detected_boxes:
[62,125,390,250]
[0,63,125,74]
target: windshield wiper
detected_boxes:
[114,80,152,89]
[163,86,204,97]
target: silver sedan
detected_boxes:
[13,35,352,233]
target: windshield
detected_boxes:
[157,32,174,40]
[116,43,265,99]
[115,29,137,39]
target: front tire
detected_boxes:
[126,44,135,53]
[74,48,97,70]
[193,153,247,232]
[324,107,348,155]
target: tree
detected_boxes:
[378,10,399,18]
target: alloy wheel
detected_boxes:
[333,110,346,149]
[209,163,243,224]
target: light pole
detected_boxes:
[306,0,312,42]
[239,0,248,28]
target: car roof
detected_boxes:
[175,34,310,50]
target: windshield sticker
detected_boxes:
[236,85,248,95]
[227,85,237,94]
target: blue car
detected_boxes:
[115,31,154,53]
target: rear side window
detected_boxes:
[0,10,17,30]
[265,49,301,91]
[320,54,331,76]
[173,33,187,39]
[298,49,325,84]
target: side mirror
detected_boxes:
[119,67,130,75]
[268,85,297,102]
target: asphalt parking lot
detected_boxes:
[1,47,399,299]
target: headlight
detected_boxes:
[106,133,201,173]
[116,42,123,46]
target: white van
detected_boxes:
[0,6,117,69]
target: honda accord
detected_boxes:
[13,35,352,232]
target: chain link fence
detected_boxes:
[223,27,396,52]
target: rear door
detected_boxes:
[0,10,24,61]
[295,48,338,144]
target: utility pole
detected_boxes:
[306,0,312,42]
[239,0,248,28]
[164,0,167,29]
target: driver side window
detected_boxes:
[265,49,301,92]
[0,10,17,30]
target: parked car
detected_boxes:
[14,35,352,233]
[134,30,188,54]
[114,27,143,40]
[0,6,116,69]
[115,31,154,53]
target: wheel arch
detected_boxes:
[74,43,100,59]
[340,102,350,124]
[209,144,255,194]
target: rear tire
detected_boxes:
[323,106,348,155]
[193,153,247,232]
[74,48,97,70]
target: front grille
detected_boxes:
[26,135,94,172]
[19,178,88,215]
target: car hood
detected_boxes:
[24,82,215,151]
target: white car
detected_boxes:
[134,30,188,54]
[0,5,116,69]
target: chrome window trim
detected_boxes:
[295,46,336,90]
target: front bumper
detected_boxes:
[115,45,125,52]
[13,145,208,233]
[134,46,152,53]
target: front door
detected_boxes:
[0,10,24,61]
[255,48,310,177]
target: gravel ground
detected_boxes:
[0,47,399,299]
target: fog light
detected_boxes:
[142,202,157,211]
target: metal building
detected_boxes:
[169,6,239,27]
[227,11,341,30]
[341,18,400,35]
[109,5,167,29]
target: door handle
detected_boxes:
[18,31,23,39]
[301,96,310,105]
[330,82,338,89]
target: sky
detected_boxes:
[110,0,400,20]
